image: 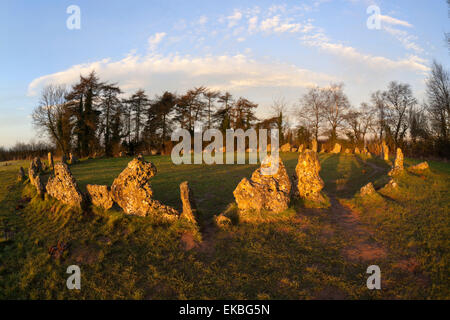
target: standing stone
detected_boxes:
[46,163,84,208]
[28,158,45,195]
[233,156,291,213]
[360,182,376,197]
[180,181,197,223]
[69,153,78,165]
[389,148,404,176]
[31,157,43,172]
[293,150,325,201]
[394,148,403,169]
[48,152,54,170]
[382,141,389,161]
[355,147,360,154]
[111,158,179,218]
[331,143,341,153]
[311,139,318,153]
[18,167,26,181]
[280,143,291,152]
[408,161,429,172]
[86,185,114,210]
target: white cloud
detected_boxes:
[379,15,413,28]
[227,10,243,28]
[148,32,167,51]
[383,26,424,54]
[302,38,429,73]
[248,16,258,33]
[198,15,208,25]
[27,53,336,97]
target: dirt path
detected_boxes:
[327,157,388,262]
[327,195,387,262]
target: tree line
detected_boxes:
[0,60,448,162]
[296,60,449,158]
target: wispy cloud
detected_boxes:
[379,14,413,28]
[148,32,167,51]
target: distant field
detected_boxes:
[0,154,448,299]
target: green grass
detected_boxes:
[0,153,448,299]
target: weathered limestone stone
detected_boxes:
[394,148,404,169]
[382,141,389,161]
[215,214,232,227]
[408,161,429,172]
[311,139,318,153]
[388,148,404,176]
[111,158,179,218]
[46,163,84,207]
[48,152,54,170]
[69,153,78,164]
[180,181,197,223]
[280,143,291,152]
[31,157,43,172]
[354,147,360,154]
[86,185,114,210]
[331,143,341,153]
[233,156,291,213]
[18,167,26,181]
[387,179,398,189]
[360,182,376,196]
[293,150,325,201]
[28,158,45,195]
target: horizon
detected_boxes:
[1,0,449,148]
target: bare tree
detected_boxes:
[271,97,289,144]
[321,83,350,142]
[424,60,450,140]
[32,84,72,156]
[382,81,417,147]
[297,87,325,141]
[370,90,387,141]
[203,89,220,129]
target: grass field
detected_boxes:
[0,153,448,299]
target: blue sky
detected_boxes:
[0,0,448,147]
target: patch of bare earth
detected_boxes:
[329,195,387,262]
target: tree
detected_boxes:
[145,91,176,150]
[99,83,122,156]
[321,83,350,142]
[271,97,289,144]
[424,61,450,140]
[231,97,258,130]
[298,87,325,141]
[32,84,72,157]
[214,92,233,134]
[175,87,207,134]
[370,90,387,141]
[66,71,104,157]
[203,89,220,129]
[124,89,151,144]
[382,81,417,147]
